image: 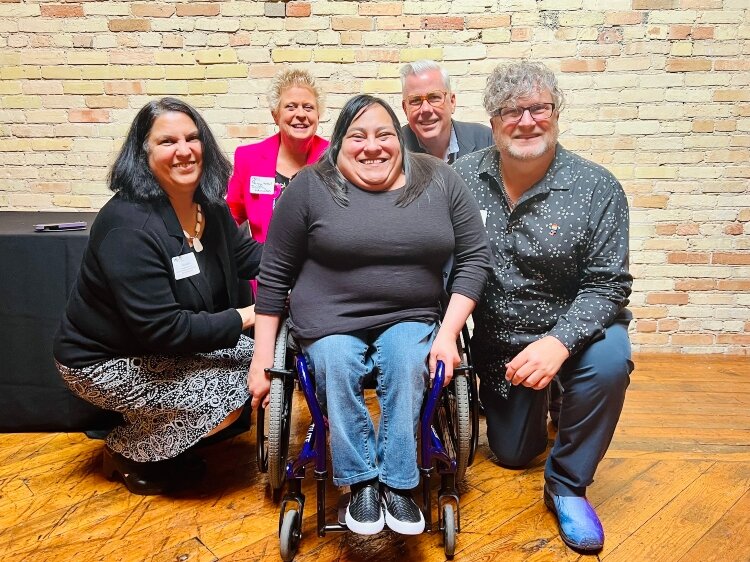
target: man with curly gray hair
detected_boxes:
[453,61,633,553]
[400,60,493,163]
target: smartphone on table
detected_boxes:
[34,221,88,232]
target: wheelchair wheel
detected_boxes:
[442,504,456,559]
[460,326,480,466]
[279,508,301,562]
[268,321,293,491]
[452,374,471,482]
[436,373,471,482]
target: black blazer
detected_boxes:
[54,193,262,367]
[401,119,494,160]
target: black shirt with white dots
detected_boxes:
[453,144,633,399]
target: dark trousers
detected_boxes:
[480,322,633,497]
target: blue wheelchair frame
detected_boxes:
[274,353,461,560]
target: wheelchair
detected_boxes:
[256,320,480,561]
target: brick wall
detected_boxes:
[1,0,748,354]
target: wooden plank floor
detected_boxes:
[1,353,748,562]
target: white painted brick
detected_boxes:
[693,43,740,57]
[442,44,487,61]
[691,209,741,221]
[222,2,265,17]
[403,1,451,14]
[680,346,726,355]
[1,5,39,17]
[570,121,616,136]
[589,74,634,89]
[447,0,494,12]
[616,121,661,135]
[196,20,240,33]
[434,31,484,45]
[699,11,746,25]
[61,18,113,33]
[647,11,699,24]
[310,1,358,16]
[636,73,684,88]
[581,0,630,8]
[150,19,197,33]
[83,4,130,16]
[511,12,542,26]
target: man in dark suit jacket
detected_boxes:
[400,60,494,163]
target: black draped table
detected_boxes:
[0,211,121,432]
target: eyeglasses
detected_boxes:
[405,90,449,109]
[495,103,556,123]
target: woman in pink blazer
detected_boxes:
[227,69,328,246]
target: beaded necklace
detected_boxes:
[182,203,203,252]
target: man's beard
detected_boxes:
[500,122,558,161]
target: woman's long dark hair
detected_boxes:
[108,97,231,206]
[312,94,439,207]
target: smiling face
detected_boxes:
[401,68,456,147]
[491,89,559,162]
[273,86,320,143]
[337,103,405,192]
[146,111,203,198]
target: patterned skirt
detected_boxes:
[56,335,253,462]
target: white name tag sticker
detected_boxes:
[249,176,275,195]
[172,252,200,280]
[480,209,488,226]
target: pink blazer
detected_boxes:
[227,133,329,243]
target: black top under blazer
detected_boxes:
[54,193,262,368]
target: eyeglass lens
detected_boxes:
[500,103,554,122]
[407,91,446,107]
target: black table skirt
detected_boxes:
[0,211,122,432]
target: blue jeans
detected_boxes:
[302,321,436,489]
[481,320,633,496]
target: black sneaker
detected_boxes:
[345,481,384,535]
[381,486,425,535]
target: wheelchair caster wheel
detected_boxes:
[279,508,301,562]
[442,504,456,559]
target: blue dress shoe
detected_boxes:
[544,485,604,552]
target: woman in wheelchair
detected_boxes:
[249,95,490,536]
